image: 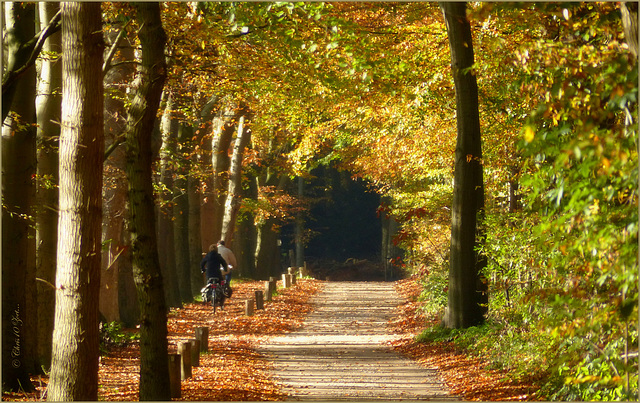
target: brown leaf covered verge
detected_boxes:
[2,279,324,401]
[390,276,542,401]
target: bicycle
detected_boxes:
[200,277,226,313]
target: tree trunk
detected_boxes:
[123,3,171,400]
[173,124,193,301]
[188,158,205,291]
[221,112,252,245]
[209,101,241,245]
[157,93,182,308]
[294,176,305,268]
[35,1,61,372]
[48,3,104,400]
[254,175,288,279]
[101,19,137,324]
[441,2,487,329]
[2,1,38,391]
[1,2,61,122]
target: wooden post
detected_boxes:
[282,273,290,288]
[264,280,272,301]
[290,273,297,286]
[245,298,254,316]
[195,326,209,353]
[168,353,181,398]
[255,290,264,310]
[178,341,192,380]
[189,338,200,367]
[269,278,276,295]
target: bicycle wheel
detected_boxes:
[212,286,218,313]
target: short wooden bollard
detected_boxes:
[245,298,254,316]
[264,281,272,301]
[282,273,291,288]
[189,338,200,367]
[178,341,192,380]
[168,353,181,398]
[290,273,297,285]
[195,326,209,353]
[255,290,264,310]
[269,278,276,294]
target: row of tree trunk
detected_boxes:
[2,2,288,398]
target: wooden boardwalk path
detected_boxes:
[258,282,456,401]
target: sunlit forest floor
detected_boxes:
[3,277,544,401]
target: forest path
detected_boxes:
[258,282,456,401]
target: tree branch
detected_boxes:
[1,9,62,95]
[103,20,132,77]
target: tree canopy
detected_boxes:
[1,2,637,401]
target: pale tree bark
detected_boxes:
[441,2,487,329]
[173,123,193,301]
[123,3,171,399]
[221,111,252,245]
[35,1,62,372]
[2,4,61,121]
[48,2,104,400]
[209,100,242,246]
[157,93,182,307]
[621,2,638,59]
[2,1,39,391]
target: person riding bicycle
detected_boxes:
[200,244,228,285]
[200,244,229,309]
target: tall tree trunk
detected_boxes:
[101,19,137,324]
[35,1,61,372]
[221,112,252,245]
[254,175,288,279]
[294,176,305,268]
[2,1,38,391]
[1,2,61,122]
[48,3,104,400]
[188,159,204,291]
[123,3,171,400]
[157,93,181,308]
[441,2,487,329]
[209,101,241,245]
[173,123,193,301]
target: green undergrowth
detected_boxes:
[99,321,139,355]
[416,317,638,401]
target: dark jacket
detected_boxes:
[200,251,227,281]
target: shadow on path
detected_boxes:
[259,282,458,401]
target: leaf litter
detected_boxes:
[2,279,324,401]
[4,276,543,401]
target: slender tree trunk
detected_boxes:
[294,176,305,268]
[173,123,193,301]
[123,3,171,400]
[48,3,104,400]
[35,1,61,372]
[254,175,288,278]
[2,1,38,391]
[441,2,487,329]
[210,101,241,245]
[221,112,252,245]
[1,2,61,122]
[157,93,181,308]
[101,19,137,324]
[188,155,204,291]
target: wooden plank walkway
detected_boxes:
[259,282,457,401]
